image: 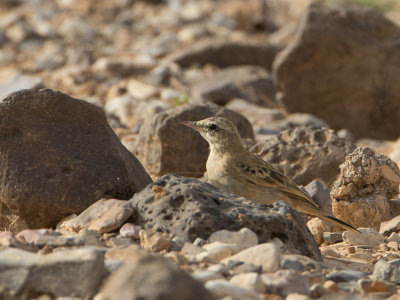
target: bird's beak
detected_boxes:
[179,121,198,129]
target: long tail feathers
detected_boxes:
[321,215,359,233]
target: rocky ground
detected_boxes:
[2,0,400,299]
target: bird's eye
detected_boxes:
[209,124,217,130]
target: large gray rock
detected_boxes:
[0,247,107,298]
[191,65,276,107]
[273,2,400,139]
[0,89,152,231]
[251,126,356,186]
[169,39,283,70]
[135,103,254,178]
[98,249,215,300]
[131,174,322,260]
[331,147,400,229]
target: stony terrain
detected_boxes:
[2,0,400,299]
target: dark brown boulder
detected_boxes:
[273,2,400,139]
[0,89,151,231]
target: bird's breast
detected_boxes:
[206,153,234,190]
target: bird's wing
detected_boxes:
[235,156,320,209]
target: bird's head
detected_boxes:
[180,117,243,152]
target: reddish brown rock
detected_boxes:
[135,103,254,178]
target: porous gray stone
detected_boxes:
[251,126,356,186]
[131,174,322,260]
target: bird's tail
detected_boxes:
[318,214,359,233]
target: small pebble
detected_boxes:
[205,280,262,300]
[358,279,396,294]
[309,283,332,298]
[262,270,310,297]
[226,260,262,275]
[387,241,398,251]
[323,280,339,292]
[229,272,265,293]
[286,293,311,300]
[207,263,229,275]
[209,228,258,252]
[119,223,141,239]
[181,242,205,256]
[193,237,206,247]
[191,270,224,283]
[325,270,368,283]
[322,232,343,244]
[222,242,281,273]
[337,281,359,293]
[387,232,400,243]
[139,230,172,252]
[196,242,236,263]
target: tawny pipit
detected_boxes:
[180,116,357,232]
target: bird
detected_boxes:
[180,116,358,232]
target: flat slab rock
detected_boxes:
[131,174,322,260]
[0,247,107,298]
